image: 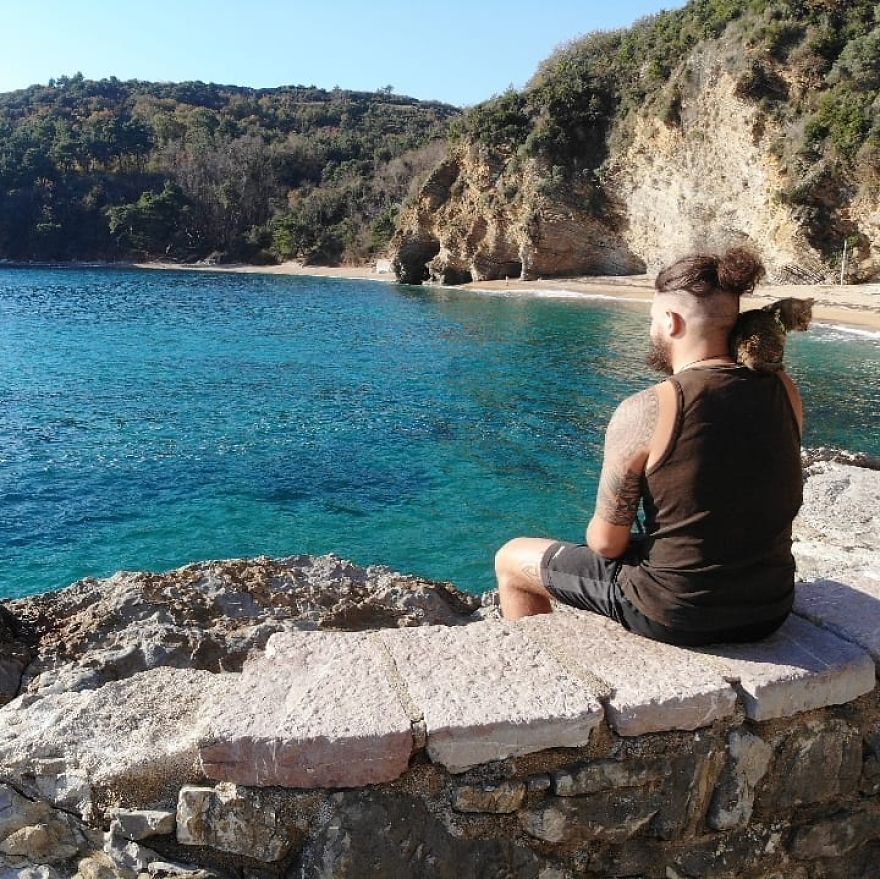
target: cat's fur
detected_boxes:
[730,297,814,372]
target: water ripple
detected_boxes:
[0,266,877,598]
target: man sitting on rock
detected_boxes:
[494,248,804,645]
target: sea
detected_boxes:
[1,266,878,600]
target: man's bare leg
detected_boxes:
[495,537,558,620]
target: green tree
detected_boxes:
[106,182,192,256]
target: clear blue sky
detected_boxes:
[0,0,686,107]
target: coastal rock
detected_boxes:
[0,603,36,705]
[791,462,880,581]
[2,554,481,705]
[802,446,880,473]
[604,42,827,281]
[0,667,234,814]
[390,144,644,285]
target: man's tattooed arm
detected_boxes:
[594,388,659,527]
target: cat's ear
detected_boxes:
[805,298,815,307]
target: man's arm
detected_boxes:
[586,387,659,558]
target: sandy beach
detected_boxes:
[135,260,387,284]
[135,260,880,333]
[462,275,880,334]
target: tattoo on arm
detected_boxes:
[595,388,659,526]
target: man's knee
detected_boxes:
[495,537,529,579]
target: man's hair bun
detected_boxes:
[716,247,766,295]
[655,246,766,297]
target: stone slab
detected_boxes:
[380,622,603,772]
[698,614,876,721]
[793,571,880,666]
[198,630,413,788]
[518,612,737,736]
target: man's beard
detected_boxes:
[646,338,673,375]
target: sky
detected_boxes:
[0,0,687,107]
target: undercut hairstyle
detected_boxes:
[655,247,766,298]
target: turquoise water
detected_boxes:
[1,267,878,599]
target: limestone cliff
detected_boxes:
[391,144,645,285]
[391,2,880,285]
[603,44,829,281]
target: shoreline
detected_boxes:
[133,259,393,283]
[136,260,880,333]
[459,275,880,333]
[5,258,880,332]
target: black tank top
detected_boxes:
[618,365,803,632]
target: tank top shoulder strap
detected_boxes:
[646,377,684,476]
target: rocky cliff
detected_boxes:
[391,1,880,286]
[390,144,646,285]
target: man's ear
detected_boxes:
[667,310,686,338]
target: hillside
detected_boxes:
[0,76,456,264]
[390,0,880,284]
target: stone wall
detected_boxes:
[0,461,878,878]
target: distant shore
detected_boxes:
[134,259,391,284]
[133,259,880,333]
[6,258,878,333]
[462,275,880,334]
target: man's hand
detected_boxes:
[586,387,659,558]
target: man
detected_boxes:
[494,248,804,646]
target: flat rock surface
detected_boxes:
[698,614,876,721]
[0,667,233,811]
[198,630,414,788]
[518,612,737,736]
[794,571,880,664]
[793,462,880,581]
[380,622,603,772]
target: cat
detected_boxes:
[730,297,814,372]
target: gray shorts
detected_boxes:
[539,540,787,647]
